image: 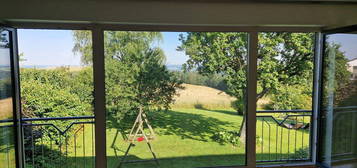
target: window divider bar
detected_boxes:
[246,31,258,167]
[311,32,323,164]
[92,27,107,168]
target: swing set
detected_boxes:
[115,106,159,168]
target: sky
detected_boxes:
[17,29,188,67]
[328,34,357,60]
[16,29,357,67]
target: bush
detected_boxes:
[231,99,245,115]
[266,84,312,110]
[211,130,240,147]
[291,147,309,159]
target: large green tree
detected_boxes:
[72,31,181,129]
[179,32,314,109]
[179,32,315,139]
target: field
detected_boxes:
[0,98,13,120]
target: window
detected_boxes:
[104,31,248,168]
[17,29,96,168]
[320,33,357,167]
[0,28,16,168]
[256,32,314,163]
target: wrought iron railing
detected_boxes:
[0,119,16,168]
[256,110,312,163]
[21,116,95,168]
[331,106,357,161]
[2,110,318,167]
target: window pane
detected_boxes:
[320,33,357,167]
[256,32,314,163]
[105,31,248,167]
[0,29,16,168]
[18,29,95,168]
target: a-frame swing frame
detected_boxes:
[118,106,159,168]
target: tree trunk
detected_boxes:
[239,113,246,143]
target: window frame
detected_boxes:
[6,21,322,168]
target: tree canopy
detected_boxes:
[179,32,314,102]
[72,31,181,129]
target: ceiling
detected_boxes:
[1,1,357,30]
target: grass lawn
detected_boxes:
[103,108,310,168]
[106,108,246,168]
[17,107,310,168]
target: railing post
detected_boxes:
[246,31,258,167]
[92,26,107,168]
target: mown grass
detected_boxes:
[15,107,310,168]
[1,84,310,168]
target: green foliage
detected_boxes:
[21,79,89,118]
[72,31,163,65]
[73,31,182,129]
[179,32,315,104]
[323,43,352,105]
[20,68,93,152]
[0,77,11,99]
[231,99,245,115]
[266,84,312,110]
[178,32,248,100]
[211,130,241,147]
[291,147,309,160]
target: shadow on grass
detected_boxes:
[148,110,233,142]
[63,153,305,168]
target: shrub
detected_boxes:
[231,99,245,115]
[266,84,312,110]
[211,130,240,147]
[291,147,309,159]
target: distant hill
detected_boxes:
[166,64,182,71]
[20,65,84,71]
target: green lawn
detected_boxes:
[104,108,310,168]
[0,125,16,168]
[12,108,310,168]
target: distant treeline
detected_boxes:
[173,71,228,92]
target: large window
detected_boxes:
[256,32,314,163]
[3,25,346,168]
[102,31,248,168]
[320,32,357,167]
[17,29,96,168]
[0,29,16,168]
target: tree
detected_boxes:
[323,42,352,106]
[179,32,315,140]
[72,31,181,129]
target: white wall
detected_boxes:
[0,1,357,28]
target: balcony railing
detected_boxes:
[331,106,357,162]
[256,110,312,163]
[21,116,95,168]
[1,110,319,167]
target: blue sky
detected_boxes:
[16,29,357,67]
[329,34,357,60]
[17,29,188,66]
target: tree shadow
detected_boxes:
[191,104,240,117]
[105,153,304,168]
[148,110,233,142]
